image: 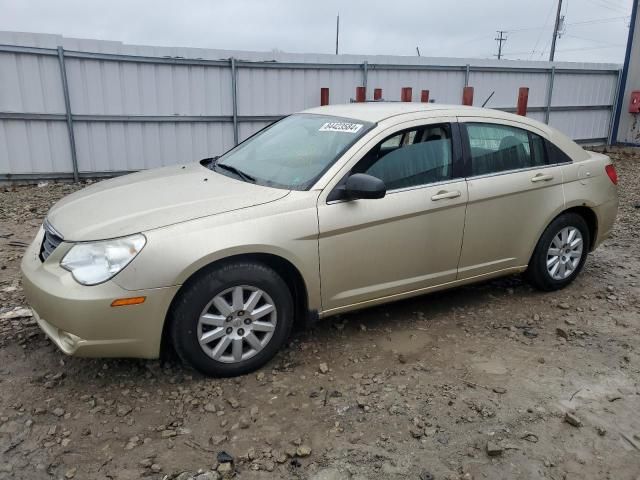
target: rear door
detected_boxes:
[457,118,566,279]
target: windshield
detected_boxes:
[214,113,374,190]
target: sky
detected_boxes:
[0,0,634,64]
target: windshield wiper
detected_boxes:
[214,161,255,183]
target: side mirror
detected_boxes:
[344,173,386,200]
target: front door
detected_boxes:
[317,119,468,313]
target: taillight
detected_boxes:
[605,164,618,185]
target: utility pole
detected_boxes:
[549,0,563,62]
[335,14,340,55]
[495,30,507,59]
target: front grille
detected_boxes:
[39,220,63,262]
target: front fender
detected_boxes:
[113,191,322,312]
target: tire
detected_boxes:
[526,212,591,291]
[170,261,294,377]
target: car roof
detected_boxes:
[302,102,551,133]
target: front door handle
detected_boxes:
[431,190,462,201]
[531,173,554,183]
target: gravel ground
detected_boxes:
[1,148,639,480]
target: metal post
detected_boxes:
[465,64,471,87]
[462,86,474,106]
[545,66,556,124]
[517,87,529,116]
[362,61,368,91]
[607,68,624,144]
[230,57,239,146]
[320,88,330,106]
[56,46,79,182]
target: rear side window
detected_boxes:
[354,124,454,190]
[466,123,547,176]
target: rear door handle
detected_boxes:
[531,173,554,183]
[431,190,461,201]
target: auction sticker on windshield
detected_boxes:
[319,122,363,133]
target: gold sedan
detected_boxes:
[21,103,618,376]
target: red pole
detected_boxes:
[401,87,412,102]
[355,86,366,103]
[420,90,430,103]
[374,88,382,100]
[517,87,529,116]
[462,86,474,106]
[320,88,329,106]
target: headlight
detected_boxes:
[60,234,146,285]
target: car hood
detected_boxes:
[47,162,290,241]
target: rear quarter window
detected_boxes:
[545,139,573,164]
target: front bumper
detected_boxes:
[20,228,180,358]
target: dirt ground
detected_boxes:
[1,148,639,480]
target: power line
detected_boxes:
[506,15,628,33]
[495,30,507,59]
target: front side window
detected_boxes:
[214,114,373,190]
[353,124,454,190]
[466,123,547,176]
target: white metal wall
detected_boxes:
[0,31,622,180]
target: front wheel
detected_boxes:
[170,261,294,377]
[526,212,590,291]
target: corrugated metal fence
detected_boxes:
[0,32,623,181]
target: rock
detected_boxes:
[319,363,329,374]
[226,397,240,409]
[217,451,234,464]
[409,427,423,439]
[256,372,265,382]
[492,386,507,394]
[296,445,312,457]
[565,412,582,427]
[397,353,408,364]
[558,303,571,310]
[139,458,153,468]
[0,307,32,320]
[596,426,607,436]
[150,464,162,473]
[52,408,65,417]
[486,441,503,456]
[195,472,221,480]
[161,429,177,438]
[204,402,217,413]
[249,406,259,420]
[64,468,77,479]
[116,404,132,417]
[210,434,227,445]
[0,464,12,473]
[175,472,195,480]
[217,462,234,477]
[238,416,250,429]
[556,327,569,340]
[310,467,352,480]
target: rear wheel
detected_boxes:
[170,261,294,377]
[526,212,590,291]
